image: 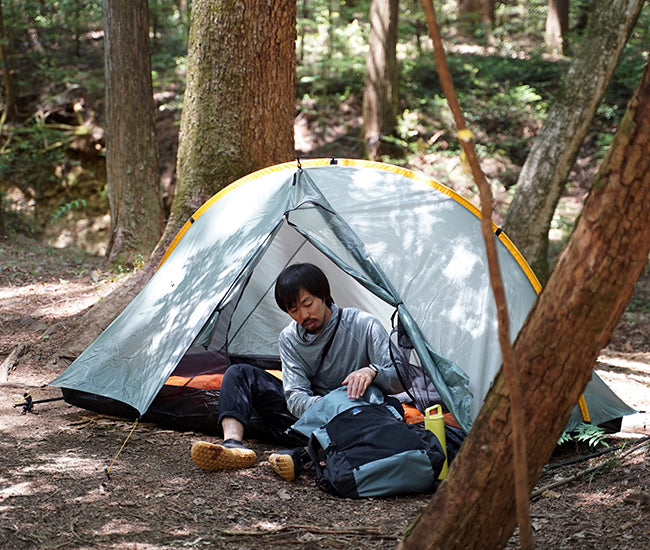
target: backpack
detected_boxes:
[307,400,447,499]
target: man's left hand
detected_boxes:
[341,366,377,400]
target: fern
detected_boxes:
[51,199,87,222]
[557,423,610,448]
[574,423,609,448]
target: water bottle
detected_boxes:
[424,404,448,479]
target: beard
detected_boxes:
[302,317,323,334]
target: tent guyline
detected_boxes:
[104,418,140,480]
[44,159,633,459]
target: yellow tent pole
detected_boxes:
[578,394,591,423]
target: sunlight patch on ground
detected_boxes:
[0,280,116,320]
[20,453,106,476]
[597,353,650,374]
[95,517,150,536]
[0,480,41,498]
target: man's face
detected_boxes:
[287,288,332,334]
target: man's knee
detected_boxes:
[221,363,256,388]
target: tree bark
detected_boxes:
[456,0,495,31]
[157,0,296,251]
[503,0,644,281]
[545,0,569,56]
[362,0,399,160]
[399,58,650,550]
[104,0,164,267]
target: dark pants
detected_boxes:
[218,363,303,444]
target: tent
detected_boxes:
[50,159,635,434]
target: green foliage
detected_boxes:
[1,125,68,202]
[399,51,562,162]
[558,423,610,448]
[51,198,87,222]
[1,121,72,190]
[297,2,368,98]
[604,43,649,108]
[4,0,103,65]
[627,288,650,313]
[594,131,615,160]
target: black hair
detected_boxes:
[274,263,334,312]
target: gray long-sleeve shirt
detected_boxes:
[278,303,403,418]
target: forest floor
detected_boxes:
[0,232,649,549]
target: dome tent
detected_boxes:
[50,159,634,434]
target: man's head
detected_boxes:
[275,263,333,333]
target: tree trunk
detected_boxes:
[176,0,190,32]
[503,0,644,281]
[104,0,164,267]
[157,0,297,251]
[456,0,495,31]
[545,0,569,56]
[399,58,650,550]
[362,0,399,160]
[0,0,17,122]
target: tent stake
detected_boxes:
[13,393,65,414]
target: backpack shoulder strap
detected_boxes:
[317,307,342,370]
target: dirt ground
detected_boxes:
[1,235,649,549]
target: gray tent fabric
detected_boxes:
[50,159,635,433]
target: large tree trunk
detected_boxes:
[104,0,164,267]
[362,0,399,160]
[43,0,296,363]
[503,0,644,281]
[157,0,296,250]
[545,0,569,56]
[399,58,650,550]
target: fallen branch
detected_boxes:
[545,435,650,471]
[532,437,650,498]
[221,524,389,538]
[290,524,386,536]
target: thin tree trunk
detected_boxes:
[104,0,164,267]
[503,0,644,281]
[400,58,650,550]
[545,0,569,56]
[0,0,17,123]
[362,0,399,160]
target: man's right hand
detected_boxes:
[341,366,377,400]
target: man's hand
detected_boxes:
[342,366,377,400]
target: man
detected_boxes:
[191,263,402,479]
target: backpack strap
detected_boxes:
[307,433,326,478]
[317,307,342,370]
